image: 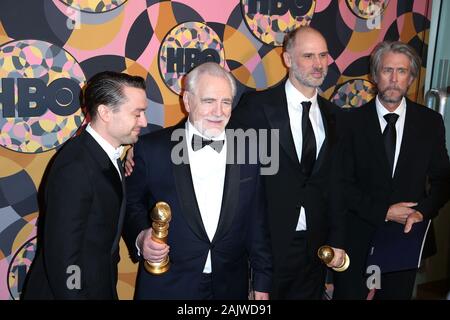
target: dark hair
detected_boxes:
[82,71,146,122]
[370,41,421,82]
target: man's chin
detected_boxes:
[203,127,225,138]
[380,93,403,104]
[300,78,324,88]
[122,136,139,145]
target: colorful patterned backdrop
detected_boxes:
[0,0,432,299]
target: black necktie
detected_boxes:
[191,134,225,153]
[383,113,399,174]
[116,158,124,180]
[300,101,316,176]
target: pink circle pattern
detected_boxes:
[0,40,86,153]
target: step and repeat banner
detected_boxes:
[0,0,432,299]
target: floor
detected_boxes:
[415,279,450,300]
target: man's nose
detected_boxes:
[212,103,223,116]
[312,55,321,67]
[391,70,398,82]
[139,112,148,127]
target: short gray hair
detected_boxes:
[283,26,325,54]
[370,41,421,82]
[183,62,236,97]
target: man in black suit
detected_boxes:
[22,71,148,299]
[124,62,272,299]
[332,41,450,299]
[230,27,346,299]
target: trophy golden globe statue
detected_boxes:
[144,202,172,275]
[317,245,350,272]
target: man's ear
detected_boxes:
[408,75,415,87]
[183,92,191,113]
[283,51,292,68]
[97,104,111,122]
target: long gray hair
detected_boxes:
[370,41,421,82]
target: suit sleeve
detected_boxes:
[415,115,450,219]
[327,110,348,248]
[246,170,273,293]
[123,139,153,262]
[230,92,265,130]
[230,93,252,129]
[44,161,92,299]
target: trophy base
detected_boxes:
[144,260,170,275]
[332,253,350,272]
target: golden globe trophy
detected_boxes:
[317,245,350,272]
[144,202,172,275]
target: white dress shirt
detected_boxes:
[285,79,326,231]
[85,124,124,179]
[186,121,227,273]
[375,95,407,177]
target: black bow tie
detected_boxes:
[191,134,225,153]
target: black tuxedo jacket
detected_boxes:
[334,98,450,290]
[123,121,272,300]
[230,81,344,273]
[22,129,125,299]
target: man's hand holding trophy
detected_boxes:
[141,202,172,275]
[317,246,350,272]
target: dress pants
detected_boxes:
[271,231,326,300]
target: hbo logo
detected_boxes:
[0,78,81,118]
[247,0,313,16]
[166,48,221,74]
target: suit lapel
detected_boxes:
[212,131,240,244]
[393,100,418,181]
[364,100,393,179]
[311,96,331,175]
[263,84,334,178]
[111,160,126,256]
[80,130,123,256]
[171,124,210,242]
[262,83,302,171]
[81,130,123,198]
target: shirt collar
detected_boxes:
[285,78,318,108]
[375,95,406,119]
[86,124,124,161]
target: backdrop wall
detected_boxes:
[0,0,432,299]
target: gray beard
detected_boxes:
[378,88,407,104]
[293,68,326,88]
